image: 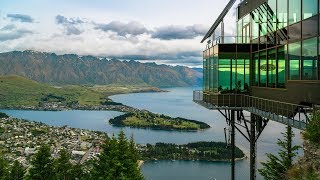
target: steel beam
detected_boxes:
[250,115,257,180]
[231,110,235,180]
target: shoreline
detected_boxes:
[141,156,247,164]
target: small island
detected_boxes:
[109,111,210,131]
[139,142,246,162]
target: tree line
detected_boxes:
[140,141,245,161]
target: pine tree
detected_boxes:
[92,135,117,179]
[258,126,300,179]
[9,160,25,180]
[54,148,73,180]
[70,163,86,180]
[0,155,9,179]
[28,145,54,180]
[91,131,144,180]
[117,131,130,178]
[127,135,143,179]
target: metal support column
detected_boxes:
[221,19,224,43]
[250,114,257,180]
[231,110,235,180]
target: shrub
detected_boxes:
[286,165,319,180]
[0,112,9,118]
[304,111,320,145]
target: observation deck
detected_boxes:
[193,90,311,130]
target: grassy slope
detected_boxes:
[109,112,210,131]
[123,117,200,130]
[0,75,102,106]
[0,75,161,107]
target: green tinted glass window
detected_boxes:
[209,57,213,91]
[289,0,301,25]
[232,60,237,90]
[288,41,301,80]
[302,0,318,20]
[260,6,268,36]
[302,37,317,80]
[236,59,245,90]
[268,48,277,88]
[260,50,267,87]
[268,0,277,31]
[244,59,250,90]
[278,0,288,29]
[218,59,231,91]
[204,58,209,91]
[277,46,286,88]
[212,56,219,91]
[254,53,259,86]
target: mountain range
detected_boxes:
[0,50,202,87]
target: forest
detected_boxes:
[139,141,245,161]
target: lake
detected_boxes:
[1,87,302,180]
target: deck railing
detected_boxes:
[193,90,311,129]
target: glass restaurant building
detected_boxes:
[202,0,320,105]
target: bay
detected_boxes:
[1,87,303,180]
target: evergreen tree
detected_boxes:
[70,164,86,180]
[258,126,300,180]
[9,160,25,180]
[91,131,144,180]
[0,156,9,179]
[92,135,117,179]
[54,149,73,180]
[127,135,143,179]
[28,145,54,180]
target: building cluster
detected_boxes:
[0,117,106,166]
[2,103,137,112]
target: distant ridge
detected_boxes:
[0,50,202,87]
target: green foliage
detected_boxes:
[0,155,9,179]
[54,149,74,180]
[28,145,54,180]
[0,75,164,107]
[0,75,103,106]
[287,165,320,180]
[109,111,210,131]
[259,126,300,180]
[8,160,25,180]
[140,141,245,161]
[0,113,9,119]
[0,156,26,180]
[304,111,320,145]
[100,101,123,106]
[92,131,144,180]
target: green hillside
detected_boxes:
[0,75,101,106]
[0,75,161,107]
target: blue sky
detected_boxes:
[0,0,238,67]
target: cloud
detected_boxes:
[7,14,34,23]
[0,24,16,31]
[95,21,149,37]
[56,15,85,25]
[113,51,201,61]
[55,15,85,35]
[151,24,208,40]
[0,29,33,42]
[110,50,202,66]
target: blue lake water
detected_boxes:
[1,87,302,180]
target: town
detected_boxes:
[0,115,107,166]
